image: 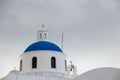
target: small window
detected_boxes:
[40,33,42,38]
[32,57,37,68]
[51,57,56,68]
[45,33,47,38]
[20,60,22,71]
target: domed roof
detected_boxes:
[75,67,120,80]
[24,41,63,53]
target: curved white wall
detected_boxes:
[19,51,67,74]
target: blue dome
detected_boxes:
[24,41,63,53]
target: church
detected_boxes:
[0,25,77,80]
[1,25,120,80]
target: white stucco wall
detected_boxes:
[0,70,71,80]
[19,51,67,74]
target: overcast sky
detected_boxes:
[0,0,120,78]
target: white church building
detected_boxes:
[0,25,77,80]
[1,25,120,80]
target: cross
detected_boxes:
[41,24,44,29]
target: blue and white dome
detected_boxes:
[24,41,63,53]
[19,26,67,74]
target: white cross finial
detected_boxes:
[42,24,44,29]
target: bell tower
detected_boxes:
[67,61,77,78]
[37,24,48,41]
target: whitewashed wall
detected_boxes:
[20,51,67,74]
[0,70,70,80]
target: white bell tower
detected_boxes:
[37,24,48,41]
[67,61,77,78]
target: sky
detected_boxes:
[0,0,120,78]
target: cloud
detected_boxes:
[0,0,120,78]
